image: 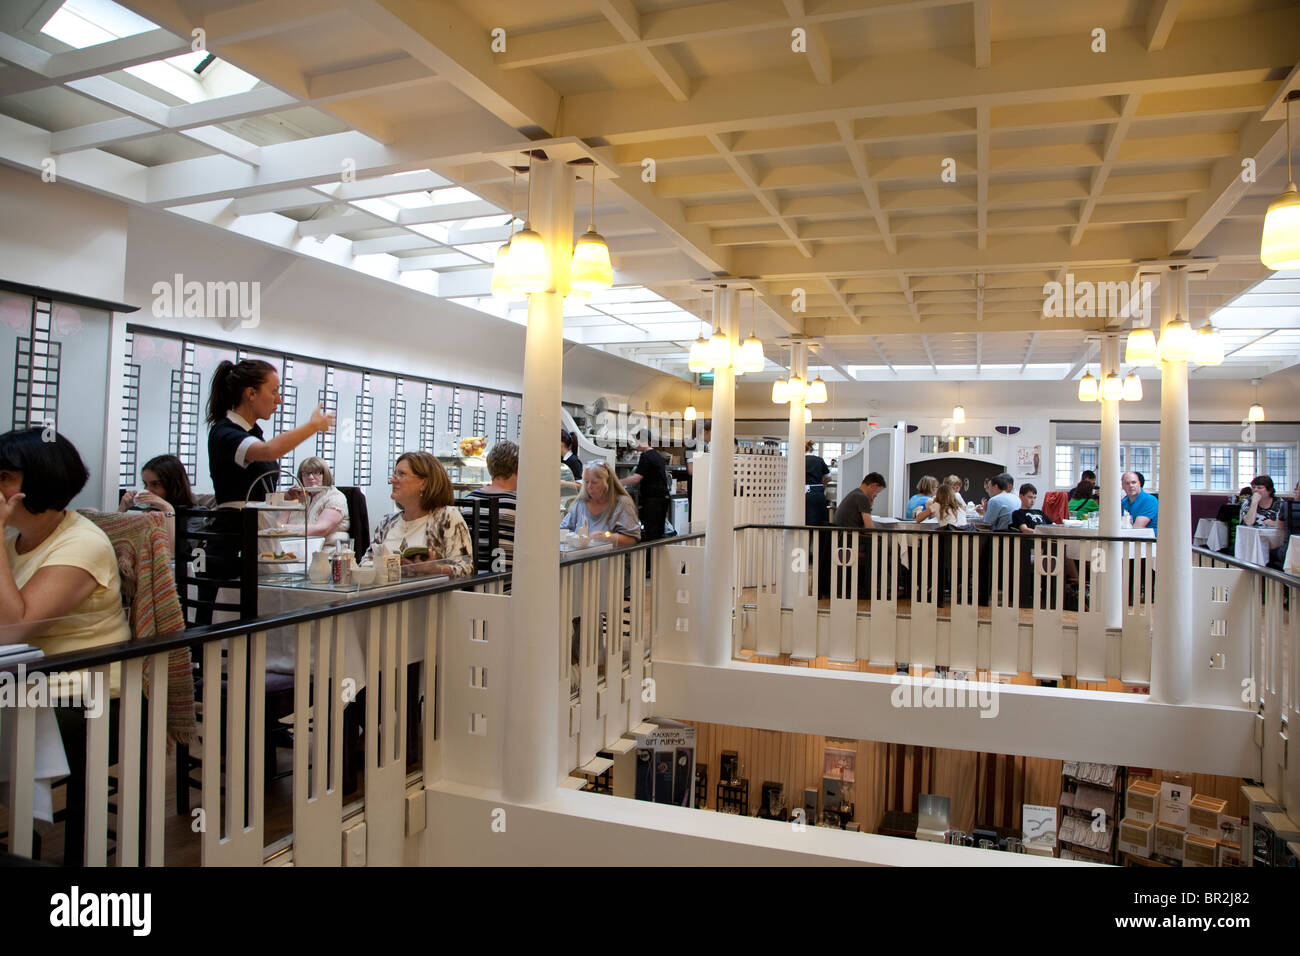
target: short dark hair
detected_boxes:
[1251,475,1275,497]
[142,453,196,507]
[992,473,1014,492]
[1134,471,1145,488]
[863,472,887,488]
[1019,483,1038,496]
[0,427,90,513]
[1081,470,1096,481]
[486,441,519,480]
[633,429,652,445]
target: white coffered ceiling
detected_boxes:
[2,0,1299,387]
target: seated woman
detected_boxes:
[365,451,473,578]
[1240,475,1282,528]
[1,428,135,865]
[1067,475,1099,517]
[118,453,198,553]
[561,461,641,546]
[288,456,349,546]
[1,427,131,653]
[907,475,938,520]
[916,481,966,527]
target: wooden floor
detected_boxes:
[738,585,1082,625]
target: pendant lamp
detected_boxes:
[1193,323,1223,366]
[684,404,696,421]
[785,375,806,403]
[507,152,548,294]
[771,378,789,404]
[1261,91,1300,270]
[1248,379,1265,422]
[804,406,812,425]
[491,167,525,300]
[1122,372,1143,402]
[1125,327,1158,366]
[806,376,828,404]
[1078,370,1099,402]
[738,292,765,373]
[707,325,731,370]
[952,403,966,424]
[570,162,613,292]
[1158,314,1193,363]
[1101,372,1124,402]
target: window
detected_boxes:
[1265,447,1291,493]
[1078,445,1098,475]
[1237,449,1259,491]
[1209,447,1232,491]
[1189,445,1205,488]
[918,435,993,455]
[1055,445,1074,489]
[1129,446,1153,482]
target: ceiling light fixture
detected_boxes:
[507,151,547,294]
[688,292,711,372]
[1124,327,1158,366]
[1192,321,1223,366]
[1261,90,1300,270]
[1101,372,1124,402]
[570,160,613,293]
[491,166,524,300]
[806,376,828,404]
[1158,313,1193,363]
[804,406,812,425]
[1122,371,1143,402]
[738,290,765,373]
[1077,369,1099,402]
[952,382,965,423]
[1248,378,1266,422]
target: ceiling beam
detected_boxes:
[823,277,861,326]
[921,334,937,373]
[836,118,895,255]
[898,274,921,324]
[558,8,1300,142]
[596,0,691,102]
[976,104,989,249]
[706,132,811,258]
[1071,93,1140,246]
[1144,0,1182,52]
[1019,331,1038,372]
[810,341,854,382]
[973,0,991,68]
[0,27,191,96]
[867,336,896,374]
[1065,341,1099,380]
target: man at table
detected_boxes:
[982,474,1020,531]
[1011,483,1053,534]
[833,472,887,599]
[1120,471,1158,532]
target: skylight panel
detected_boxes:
[453,242,500,263]
[409,223,451,243]
[42,0,156,48]
[429,186,480,205]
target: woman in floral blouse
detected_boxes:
[366,451,473,578]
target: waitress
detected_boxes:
[561,429,583,481]
[206,358,334,506]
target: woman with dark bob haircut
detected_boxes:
[119,453,196,514]
[206,358,335,505]
[0,427,131,654]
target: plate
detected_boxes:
[260,528,301,537]
[258,555,301,564]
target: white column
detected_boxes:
[784,342,807,526]
[1099,334,1122,629]
[503,154,573,803]
[1151,267,1193,705]
[700,285,737,666]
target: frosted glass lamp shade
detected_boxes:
[1260,184,1300,270]
[771,379,789,404]
[570,229,613,292]
[506,227,548,293]
[806,377,828,404]
[1158,317,1193,363]
[688,336,710,373]
[1077,372,1099,402]
[738,334,765,373]
[1124,328,1157,366]
[1101,373,1124,402]
[1122,373,1143,402]
[1192,324,1223,366]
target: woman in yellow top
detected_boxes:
[0,427,130,657]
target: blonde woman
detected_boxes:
[287,456,349,545]
[365,451,473,578]
[944,474,967,510]
[906,475,939,520]
[918,480,967,527]
[560,461,641,546]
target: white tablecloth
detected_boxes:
[0,655,71,825]
[1033,524,1155,561]
[1286,535,1300,576]
[1195,518,1229,552]
[1234,524,1287,567]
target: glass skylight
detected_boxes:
[42,0,156,48]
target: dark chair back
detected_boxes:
[337,486,371,561]
[457,495,504,573]
[173,506,258,626]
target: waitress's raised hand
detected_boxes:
[308,404,336,434]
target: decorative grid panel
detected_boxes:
[354,372,374,487]
[317,366,338,469]
[495,408,509,444]
[472,392,486,436]
[390,377,407,478]
[447,387,463,435]
[168,341,200,477]
[419,382,437,453]
[119,331,140,488]
[12,296,61,431]
[276,358,298,487]
[733,450,787,589]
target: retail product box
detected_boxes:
[1158,781,1192,827]
[1154,822,1186,862]
[1187,795,1228,839]
[1118,817,1154,858]
[1125,779,1161,824]
[1183,834,1218,867]
[1216,842,1242,867]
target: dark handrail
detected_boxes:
[1192,545,1300,587]
[4,533,704,677]
[734,522,1159,545]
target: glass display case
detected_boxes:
[439,455,489,494]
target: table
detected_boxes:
[1195,518,1229,552]
[1234,524,1287,567]
[1286,536,1300,576]
[1035,524,1155,561]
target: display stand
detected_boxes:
[694,764,708,810]
[716,778,749,815]
[1056,761,1124,863]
